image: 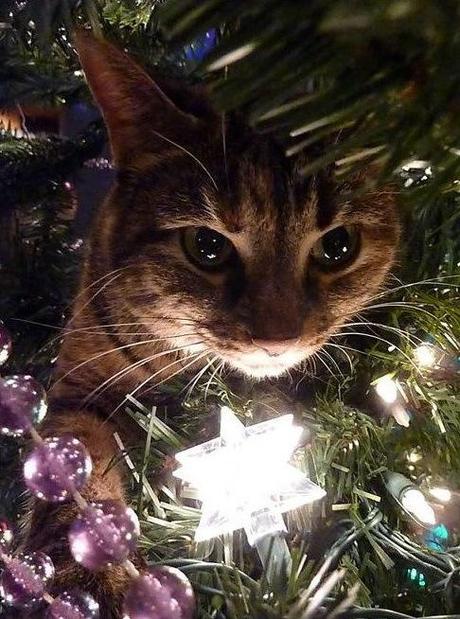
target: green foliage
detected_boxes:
[162,0,460,191]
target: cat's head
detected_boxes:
[76,32,399,379]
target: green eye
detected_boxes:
[181,227,235,271]
[311,225,360,269]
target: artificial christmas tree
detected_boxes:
[0,1,459,617]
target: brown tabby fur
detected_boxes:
[19,31,400,618]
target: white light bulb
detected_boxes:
[414,344,437,368]
[401,488,436,524]
[375,376,398,404]
[429,487,452,503]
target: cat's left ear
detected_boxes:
[74,30,213,165]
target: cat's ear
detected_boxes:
[74,30,206,165]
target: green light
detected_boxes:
[433,524,449,541]
[405,567,426,588]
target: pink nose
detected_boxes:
[252,338,300,357]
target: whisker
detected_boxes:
[66,266,134,311]
[150,350,210,393]
[152,129,218,191]
[182,355,218,401]
[364,274,460,304]
[323,342,354,373]
[69,272,124,323]
[315,350,340,383]
[331,330,418,370]
[52,338,203,388]
[364,301,449,323]
[320,347,344,378]
[204,359,225,401]
[82,343,203,407]
[102,350,208,427]
[341,321,424,346]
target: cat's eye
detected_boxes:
[311,225,360,269]
[181,227,235,271]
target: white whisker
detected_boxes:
[53,338,203,388]
[152,129,218,190]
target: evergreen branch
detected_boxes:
[0,122,105,204]
[162,0,460,185]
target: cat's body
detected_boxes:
[19,31,399,618]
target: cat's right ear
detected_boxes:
[74,30,202,165]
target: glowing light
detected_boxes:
[414,344,437,368]
[429,487,452,503]
[174,406,325,544]
[375,376,398,404]
[401,488,436,525]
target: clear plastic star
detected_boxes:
[174,406,326,545]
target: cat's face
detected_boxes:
[77,32,400,379]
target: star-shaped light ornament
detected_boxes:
[174,407,326,545]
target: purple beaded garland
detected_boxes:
[0,374,47,437]
[0,324,12,366]
[123,566,195,619]
[68,500,140,571]
[48,589,100,619]
[0,551,55,608]
[0,519,14,555]
[24,434,92,502]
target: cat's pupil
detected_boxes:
[322,227,352,262]
[311,225,359,268]
[196,228,225,263]
[181,226,234,270]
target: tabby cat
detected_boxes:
[21,30,400,618]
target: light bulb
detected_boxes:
[414,344,437,368]
[401,488,436,525]
[429,487,452,503]
[375,376,398,404]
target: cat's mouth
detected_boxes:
[221,346,310,378]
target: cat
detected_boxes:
[19,30,400,619]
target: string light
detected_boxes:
[384,472,436,526]
[375,376,398,404]
[414,344,437,368]
[401,488,436,525]
[429,487,452,503]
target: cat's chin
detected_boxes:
[223,349,308,379]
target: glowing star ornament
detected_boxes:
[174,407,325,545]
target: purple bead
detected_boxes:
[48,589,100,618]
[0,519,14,555]
[0,324,12,366]
[68,500,140,571]
[24,434,92,502]
[0,375,47,437]
[123,566,195,619]
[0,551,54,608]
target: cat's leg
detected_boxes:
[19,410,140,619]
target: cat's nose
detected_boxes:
[252,338,300,357]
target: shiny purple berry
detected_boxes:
[0,375,47,437]
[0,324,12,366]
[48,589,100,618]
[0,551,54,608]
[24,434,92,502]
[123,566,195,619]
[68,500,140,571]
[0,519,14,555]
